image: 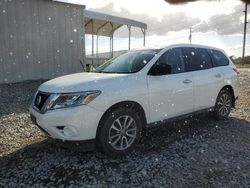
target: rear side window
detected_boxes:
[158,48,186,74]
[184,47,213,71]
[208,49,229,67]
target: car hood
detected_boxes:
[38,72,128,93]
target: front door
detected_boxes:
[147,48,194,123]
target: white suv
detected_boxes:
[30,44,240,156]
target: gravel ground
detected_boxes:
[0,69,250,187]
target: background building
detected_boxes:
[0,0,146,83]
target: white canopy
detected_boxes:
[84,10,147,57]
[84,10,147,37]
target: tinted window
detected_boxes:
[209,49,229,67]
[158,48,185,74]
[184,47,213,71]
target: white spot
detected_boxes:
[191,51,195,55]
[57,50,60,53]
[9,52,13,56]
[171,103,175,107]
[2,10,6,13]
[26,55,29,59]
[143,60,147,64]
[38,61,41,64]
[200,64,203,68]
[70,40,73,43]
[10,34,14,38]
[73,28,77,32]
[48,17,51,21]
[28,52,31,56]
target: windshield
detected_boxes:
[94,51,157,73]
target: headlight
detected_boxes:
[45,91,101,111]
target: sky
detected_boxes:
[67,0,249,57]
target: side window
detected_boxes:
[184,47,212,71]
[209,49,229,67]
[158,48,185,74]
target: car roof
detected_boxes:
[133,43,224,53]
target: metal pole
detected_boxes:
[110,36,112,58]
[144,30,146,47]
[128,26,131,50]
[189,27,192,44]
[141,28,146,47]
[96,35,99,57]
[108,23,114,58]
[96,35,99,66]
[242,3,248,65]
[111,32,114,58]
[91,19,94,66]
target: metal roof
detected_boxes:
[84,10,147,37]
[52,0,85,7]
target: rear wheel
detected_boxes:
[97,108,142,157]
[214,89,233,120]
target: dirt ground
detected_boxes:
[0,69,249,187]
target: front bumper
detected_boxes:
[29,105,104,141]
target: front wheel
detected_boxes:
[97,108,142,157]
[214,89,233,120]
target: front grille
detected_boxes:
[34,92,50,110]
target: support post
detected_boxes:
[96,35,99,59]
[91,19,94,66]
[111,32,114,58]
[242,3,248,65]
[96,33,99,66]
[189,27,192,44]
[110,36,112,57]
[109,22,114,58]
[128,25,131,50]
[141,28,146,47]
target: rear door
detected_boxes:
[208,49,229,101]
[183,47,215,111]
[147,47,194,123]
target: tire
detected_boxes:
[97,108,142,157]
[214,89,233,120]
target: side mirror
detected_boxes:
[149,63,172,75]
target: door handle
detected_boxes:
[183,79,192,84]
[215,74,222,78]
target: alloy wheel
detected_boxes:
[217,93,231,117]
[108,115,137,151]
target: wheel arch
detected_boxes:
[219,85,236,107]
[96,100,147,138]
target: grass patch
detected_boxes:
[235,64,250,68]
